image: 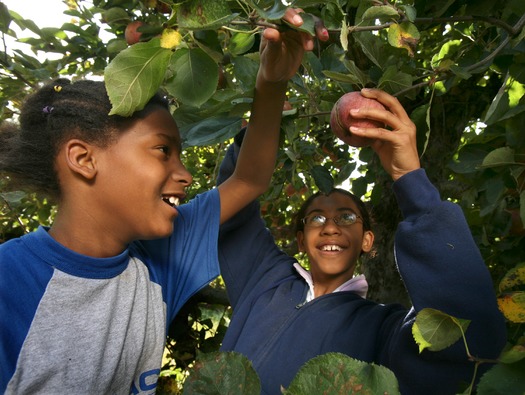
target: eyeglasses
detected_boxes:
[302,212,362,228]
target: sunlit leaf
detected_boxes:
[484,90,510,125]
[497,292,525,323]
[388,22,420,57]
[499,262,525,292]
[412,308,470,352]
[229,31,256,56]
[177,0,238,30]
[360,5,399,22]
[105,38,172,116]
[284,353,400,395]
[166,47,219,107]
[183,351,260,395]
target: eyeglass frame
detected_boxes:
[301,212,363,228]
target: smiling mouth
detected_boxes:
[320,244,344,251]
[162,196,180,208]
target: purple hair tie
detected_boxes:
[43,106,54,114]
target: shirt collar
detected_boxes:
[293,262,368,302]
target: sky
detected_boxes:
[3,0,71,27]
[2,0,96,60]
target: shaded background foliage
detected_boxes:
[1,0,524,392]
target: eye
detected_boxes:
[309,214,326,225]
[157,145,171,157]
[338,213,357,225]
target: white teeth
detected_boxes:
[321,245,342,251]
[163,196,180,207]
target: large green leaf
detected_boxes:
[480,147,515,168]
[183,351,260,395]
[412,308,470,353]
[283,353,400,395]
[165,47,219,107]
[180,116,243,147]
[105,38,172,117]
[477,359,525,395]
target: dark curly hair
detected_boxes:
[294,188,372,234]
[0,78,168,201]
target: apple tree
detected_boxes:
[1,0,524,392]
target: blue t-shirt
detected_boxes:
[0,189,221,394]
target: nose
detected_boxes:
[172,160,193,187]
[320,218,342,235]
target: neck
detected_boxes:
[49,209,127,258]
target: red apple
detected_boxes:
[330,91,386,147]
[125,21,145,45]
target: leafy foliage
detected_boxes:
[1,0,525,392]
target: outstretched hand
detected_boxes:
[348,89,421,181]
[258,9,328,83]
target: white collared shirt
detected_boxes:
[293,263,368,303]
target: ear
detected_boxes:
[361,230,374,253]
[64,139,97,180]
[296,231,305,252]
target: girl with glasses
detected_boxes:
[216,89,506,395]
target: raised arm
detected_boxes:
[216,9,328,224]
[348,89,506,392]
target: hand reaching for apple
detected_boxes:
[334,89,421,181]
[257,9,329,84]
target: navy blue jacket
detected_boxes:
[217,141,506,395]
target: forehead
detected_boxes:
[120,105,181,144]
[306,192,361,215]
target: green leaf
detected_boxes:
[480,147,515,168]
[0,2,12,33]
[166,47,219,107]
[360,5,399,22]
[412,308,470,352]
[177,0,238,30]
[476,359,525,395]
[247,0,287,21]
[322,70,363,85]
[183,351,260,395]
[521,190,525,231]
[229,31,256,56]
[484,90,510,125]
[377,65,413,94]
[180,116,243,147]
[1,191,26,208]
[284,352,400,395]
[101,7,130,25]
[311,165,334,194]
[105,39,172,117]
[498,343,525,364]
